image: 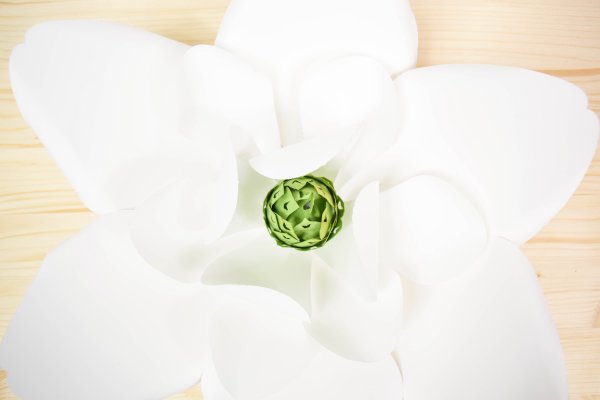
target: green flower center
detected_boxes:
[263,175,344,250]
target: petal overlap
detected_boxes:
[216,0,417,146]
[129,135,238,281]
[308,255,403,362]
[202,232,313,312]
[183,45,280,154]
[0,215,214,400]
[351,181,381,298]
[249,55,402,181]
[208,287,318,400]
[4,3,595,400]
[341,65,599,244]
[203,211,404,363]
[10,21,191,213]
[380,174,488,284]
[397,238,567,400]
[298,56,402,185]
[202,348,403,400]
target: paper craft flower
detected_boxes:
[1,1,598,399]
[263,176,345,250]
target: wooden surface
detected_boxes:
[0,0,599,398]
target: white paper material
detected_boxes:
[3,2,597,399]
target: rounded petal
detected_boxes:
[202,232,313,313]
[299,56,397,138]
[351,181,380,298]
[182,45,280,154]
[202,237,401,376]
[380,174,488,284]
[216,0,417,145]
[0,214,214,400]
[305,183,402,361]
[298,56,401,184]
[208,287,318,400]
[226,160,278,233]
[216,0,417,76]
[129,137,239,281]
[315,192,380,300]
[202,348,403,400]
[342,65,599,243]
[308,256,403,362]
[397,238,567,400]
[203,216,403,363]
[314,217,374,301]
[249,132,354,180]
[10,20,192,213]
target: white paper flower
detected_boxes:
[1,1,598,399]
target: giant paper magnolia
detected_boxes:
[1,1,598,399]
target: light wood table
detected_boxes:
[0,1,599,399]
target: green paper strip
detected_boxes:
[263,175,344,251]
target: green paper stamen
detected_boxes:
[263,175,344,251]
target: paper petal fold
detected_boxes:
[216,0,417,145]
[380,174,488,284]
[351,181,380,298]
[183,45,280,154]
[342,65,598,243]
[397,238,567,399]
[10,20,192,213]
[307,255,403,362]
[208,287,318,400]
[202,232,313,312]
[249,133,352,180]
[129,135,238,281]
[0,215,213,400]
[298,56,401,184]
[202,348,403,400]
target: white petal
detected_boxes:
[299,56,397,138]
[202,348,403,400]
[226,160,277,233]
[308,256,403,362]
[351,181,380,299]
[208,287,318,400]
[308,191,402,361]
[298,56,401,184]
[310,184,381,300]
[202,232,313,313]
[129,136,238,281]
[0,215,214,400]
[203,222,403,363]
[380,174,488,284]
[216,0,417,145]
[249,131,354,180]
[343,65,599,243]
[314,218,373,301]
[10,21,191,213]
[183,45,280,154]
[397,238,567,400]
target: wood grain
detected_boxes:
[0,0,599,399]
